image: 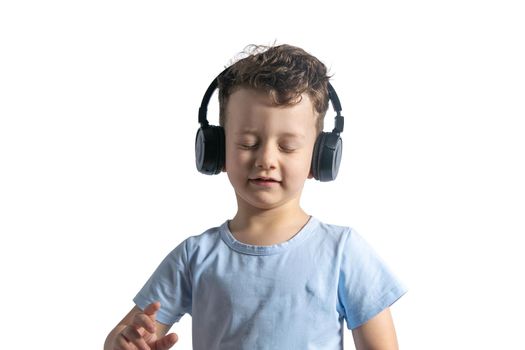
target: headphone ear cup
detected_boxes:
[310,132,343,182]
[195,125,225,175]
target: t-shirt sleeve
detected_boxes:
[338,228,407,330]
[133,240,193,326]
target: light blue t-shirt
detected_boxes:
[134,216,407,349]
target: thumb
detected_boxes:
[155,333,179,350]
[144,301,161,318]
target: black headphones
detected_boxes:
[195,68,345,182]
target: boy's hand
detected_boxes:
[115,301,178,350]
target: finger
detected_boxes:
[154,333,179,350]
[132,312,156,333]
[143,301,161,317]
[121,326,151,350]
[116,335,140,350]
[115,332,136,350]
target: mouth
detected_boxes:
[250,177,281,182]
[249,177,281,186]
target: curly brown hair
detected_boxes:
[217,44,332,134]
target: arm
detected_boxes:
[351,307,399,350]
[104,301,178,350]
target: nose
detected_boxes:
[254,142,277,170]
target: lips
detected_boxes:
[250,176,280,182]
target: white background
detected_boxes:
[1,1,524,349]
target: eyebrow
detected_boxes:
[234,130,306,139]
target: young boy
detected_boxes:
[104,44,407,350]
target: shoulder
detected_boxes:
[312,218,383,265]
[162,221,225,267]
[306,217,364,261]
[312,217,357,244]
[315,218,371,245]
[183,222,225,253]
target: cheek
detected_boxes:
[284,154,313,176]
[226,149,249,165]
[225,148,253,176]
[225,143,238,161]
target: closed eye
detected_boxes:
[279,146,296,152]
[238,144,257,149]
[237,143,297,153]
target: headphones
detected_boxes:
[195,67,345,182]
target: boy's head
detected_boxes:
[216,44,334,212]
[195,45,344,191]
[217,44,332,135]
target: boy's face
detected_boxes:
[223,88,318,212]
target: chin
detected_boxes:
[235,192,279,210]
[246,194,301,211]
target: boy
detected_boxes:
[104,44,407,350]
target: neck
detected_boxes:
[228,199,311,245]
